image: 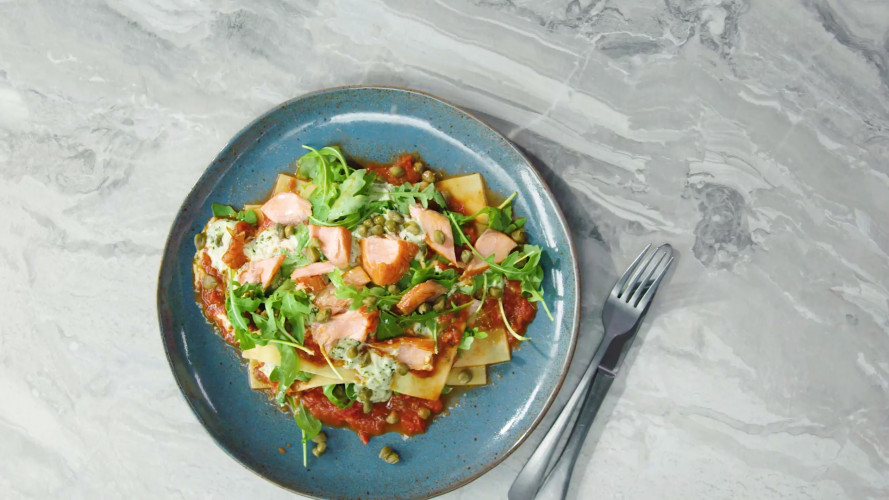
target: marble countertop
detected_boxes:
[3,0,888,498]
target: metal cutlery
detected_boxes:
[509,244,675,500]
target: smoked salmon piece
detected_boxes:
[311,309,378,351]
[239,254,285,289]
[290,261,336,280]
[342,266,371,288]
[313,284,352,315]
[369,337,436,371]
[261,192,312,225]
[359,236,418,285]
[409,205,459,266]
[294,274,327,293]
[465,228,517,274]
[395,281,447,315]
[309,225,352,269]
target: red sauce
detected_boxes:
[222,222,253,269]
[474,280,536,348]
[361,154,422,186]
[438,293,472,349]
[300,387,443,444]
[198,252,235,343]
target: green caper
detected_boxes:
[363,218,374,228]
[361,387,373,401]
[389,165,405,178]
[388,211,404,223]
[385,219,399,232]
[363,296,378,308]
[371,224,384,236]
[379,446,400,464]
[304,246,320,263]
[417,303,431,315]
[356,389,369,403]
[460,248,473,264]
[308,237,322,248]
[396,362,409,376]
[432,296,446,312]
[283,225,295,237]
[357,352,371,367]
[312,441,327,457]
[387,284,399,294]
[355,225,368,237]
[417,407,431,420]
[311,431,327,444]
[386,411,400,425]
[510,229,526,244]
[363,400,373,414]
[422,170,436,183]
[373,215,386,225]
[405,221,421,235]
[194,233,206,250]
[456,368,473,384]
[489,286,503,299]
[315,308,331,323]
[201,275,218,290]
[417,181,430,191]
[433,230,445,245]
[413,161,425,173]
[346,345,359,358]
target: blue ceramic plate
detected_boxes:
[157,87,579,499]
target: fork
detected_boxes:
[508,244,675,500]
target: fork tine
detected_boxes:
[635,246,674,309]
[612,244,651,298]
[627,250,668,306]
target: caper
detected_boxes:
[387,284,399,294]
[363,218,374,228]
[201,275,218,290]
[311,431,327,444]
[379,446,400,464]
[456,368,473,384]
[389,165,405,178]
[417,407,431,420]
[363,296,378,308]
[371,224,384,236]
[396,362,409,376]
[422,170,436,183]
[405,222,421,235]
[283,225,295,237]
[433,230,445,245]
[417,181,430,191]
[373,215,386,225]
[346,345,359,358]
[432,296,446,312]
[510,229,526,244]
[312,441,327,457]
[385,219,399,232]
[417,303,431,315]
[386,411,400,425]
[356,389,369,403]
[489,286,503,299]
[304,246,320,263]
[308,237,321,248]
[315,308,331,323]
[357,352,371,367]
[413,161,425,173]
[460,248,473,264]
[363,400,373,414]
[388,211,404,223]
[355,225,368,237]
[194,233,206,250]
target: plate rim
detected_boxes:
[156,85,580,499]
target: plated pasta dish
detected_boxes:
[192,146,549,464]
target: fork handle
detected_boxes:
[548,367,615,499]
[508,360,599,500]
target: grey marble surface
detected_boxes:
[2,0,888,498]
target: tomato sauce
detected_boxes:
[300,387,443,444]
[198,252,236,344]
[474,280,536,348]
[360,154,423,186]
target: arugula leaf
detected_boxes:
[403,260,459,290]
[280,225,311,277]
[376,310,404,340]
[322,383,357,409]
[212,203,237,217]
[237,209,258,225]
[327,169,370,221]
[291,398,322,467]
[381,181,447,214]
[225,278,264,349]
[269,342,301,404]
[459,327,489,351]
[278,291,311,344]
[295,371,314,382]
[329,269,401,311]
